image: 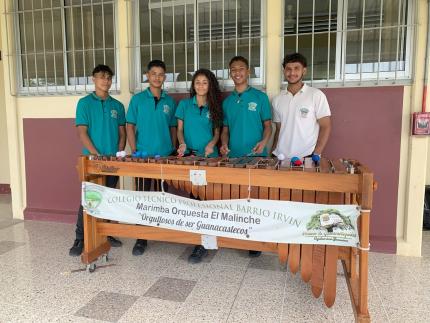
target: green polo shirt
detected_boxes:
[175,96,218,157]
[126,88,177,156]
[75,92,125,156]
[222,87,272,157]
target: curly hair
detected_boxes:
[190,69,223,128]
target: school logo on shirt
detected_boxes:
[299,107,309,118]
[248,102,257,112]
[110,110,118,119]
[163,105,170,114]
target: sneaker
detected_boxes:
[132,239,147,256]
[69,239,84,257]
[248,250,262,258]
[107,236,122,247]
[188,245,208,264]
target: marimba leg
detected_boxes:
[323,245,338,307]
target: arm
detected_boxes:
[271,122,281,154]
[176,119,186,156]
[313,116,331,155]
[253,120,272,154]
[126,124,137,152]
[77,126,99,155]
[170,126,177,149]
[205,127,220,157]
[220,126,230,156]
[118,125,126,151]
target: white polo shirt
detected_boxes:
[272,84,331,158]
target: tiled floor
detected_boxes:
[1,194,430,322]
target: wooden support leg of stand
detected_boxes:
[80,176,111,270]
[357,211,370,322]
[278,243,289,265]
[343,214,370,322]
[311,245,325,298]
[323,245,338,308]
[80,212,111,266]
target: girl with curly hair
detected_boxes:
[175,68,223,158]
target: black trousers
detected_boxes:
[75,175,119,240]
[135,178,168,192]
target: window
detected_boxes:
[130,0,264,92]
[9,0,117,95]
[283,0,414,86]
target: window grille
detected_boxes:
[129,0,265,92]
[4,0,118,95]
[283,0,415,86]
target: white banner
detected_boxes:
[82,182,360,247]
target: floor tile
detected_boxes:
[0,240,26,255]
[74,291,138,322]
[0,279,101,317]
[0,219,22,230]
[162,259,210,281]
[144,277,197,302]
[241,267,287,289]
[385,307,430,323]
[180,266,245,312]
[201,263,247,284]
[0,301,58,322]
[248,253,287,271]
[209,247,251,268]
[118,297,182,323]
[227,283,285,323]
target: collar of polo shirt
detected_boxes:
[91,92,111,101]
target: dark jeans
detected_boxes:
[134,178,168,245]
[75,175,119,241]
[135,178,168,192]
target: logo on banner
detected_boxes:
[83,185,104,214]
[306,208,354,232]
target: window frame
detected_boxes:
[12,0,120,96]
[130,0,267,93]
[281,0,415,87]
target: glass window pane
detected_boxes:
[17,0,116,90]
[283,0,409,81]
[347,0,406,30]
[65,2,116,85]
[137,0,262,88]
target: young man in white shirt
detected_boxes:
[271,53,331,160]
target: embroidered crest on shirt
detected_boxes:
[110,110,118,119]
[163,105,170,114]
[248,102,257,111]
[299,107,309,117]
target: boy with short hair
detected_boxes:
[220,56,272,258]
[69,64,126,256]
[271,53,331,159]
[220,56,272,158]
[126,59,177,256]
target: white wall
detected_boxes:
[0,25,10,185]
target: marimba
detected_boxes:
[77,155,374,323]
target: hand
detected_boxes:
[204,143,215,157]
[177,143,187,157]
[252,141,266,154]
[220,144,230,156]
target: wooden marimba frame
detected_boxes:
[77,155,374,323]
